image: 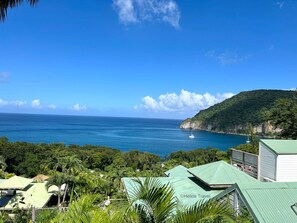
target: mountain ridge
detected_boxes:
[180,89,295,135]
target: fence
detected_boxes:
[230,149,259,179]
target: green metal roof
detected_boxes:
[260,139,297,155]
[0,176,33,190]
[218,182,297,223]
[188,161,258,188]
[122,177,222,207]
[164,165,192,177]
[1,182,54,209]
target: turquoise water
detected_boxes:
[0,113,246,156]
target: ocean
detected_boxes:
[0,113,246,156]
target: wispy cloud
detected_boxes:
[47,104,57,109]
[276,1,284,9]
[113,0,180,28]
[72,104,87,111]
[134,90,235,113]
[31,99,42,109]
[0,72,9,83]
[0,99,27,107]
[206,49,250,65]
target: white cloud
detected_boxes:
[48,104,57,109]
[276,1,284,9]
[113,0,137,24]
[206,49,250,65]
[0,72,9,83]
[31,99,42,108]
[135,90,235,112]
[72,104,87,111]
[113,0,180,28]
[0,99,27,107]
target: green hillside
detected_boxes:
[183,90,295,133]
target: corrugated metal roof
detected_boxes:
[260,139,297,155]
[188,161,257,188]
[122,177,222,207]
[164,165,192,177]
[0,176,33,190]
[1,182,54,209]
[237,182,297,223]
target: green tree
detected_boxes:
[0,0,38,21]
[268,97,297,139]
[46,172,66,207]
[51,195,126,223]
[129,177,235,223]
[174,200,234,223]
[0,156,7,171]
[129,178,177,223]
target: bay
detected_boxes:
[0,113,246,156]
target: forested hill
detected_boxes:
[180,90,295,134]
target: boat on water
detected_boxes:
[246,135,250,144]
[189,133,195,139]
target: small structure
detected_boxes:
[0,176,54,210]
[259,139,297,182]
[188,161,258,188]
[33,174,49,182]
[215,182,297,223]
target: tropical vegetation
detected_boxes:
[0,137,252,222]
[265,95,297,139]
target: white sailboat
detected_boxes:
[189,132,195,139]
[246,135,250,144]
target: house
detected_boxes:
[0,176,55,210]
[122,160,257,207]
[259,139,297,182]
[215,181,297,223]
[123,139,297,222]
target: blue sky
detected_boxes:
[0,0,296,119]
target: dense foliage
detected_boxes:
[185,90,294,133]
[266,96,297,139]
[0,137,255,222]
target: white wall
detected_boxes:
[259,143,277,181]
[276,155,297,182]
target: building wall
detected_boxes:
[259,143,277,181]
[276,155,297,182]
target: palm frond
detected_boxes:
[0,0,38,21]
[174,199,235,223]
[130,177,177,223]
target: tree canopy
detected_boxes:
[267,94,297,139]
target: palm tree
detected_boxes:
[174,200,235,223]
[129,177,235,223]
[0,0,38,21]
[57,156,85,204]
[0,156,7,171]
[51,195,126,223]
[46,172,66,208]
[129,178,177,223]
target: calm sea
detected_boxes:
[0,113,246,156]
